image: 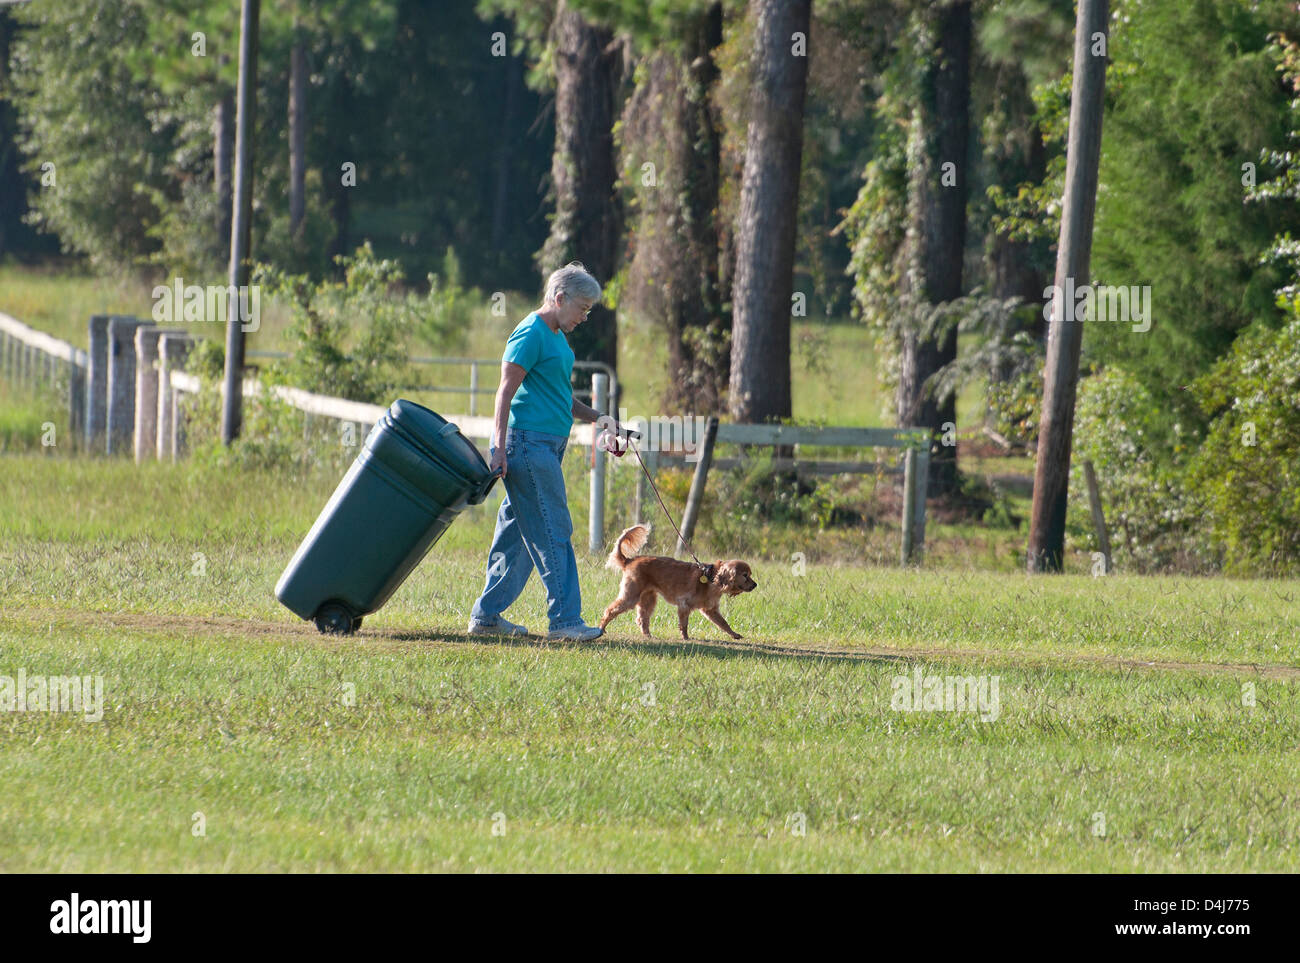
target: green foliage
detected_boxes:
[417,248,479,352]
[254,242,460,404]
[1069,367,1207,572]
[253,168,339,280]
[1087,0,1300,400]
[8,0,172,270]
[709,451,858,529]
[1180,31,1300,573]
[1186,303,1300,574]
[975,0,1076,92]
[983,357,1042,448]
[137,83,232,280]
[7,0,550,290]
[175,243,480,470]
[984,73,1068,248]
[180,338,344,474]
[841,109,908,415]
[475,0,558,91]
[185,336,226,382]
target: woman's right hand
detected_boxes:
[490,446,507,478]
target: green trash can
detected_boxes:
[275,399,500,634]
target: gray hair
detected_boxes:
[543,261,601,308]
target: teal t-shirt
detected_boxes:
[503,311,575,437]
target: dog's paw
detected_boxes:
[729,633,744,640]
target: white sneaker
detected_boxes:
[546,623,605,642]
[467,617,530,637]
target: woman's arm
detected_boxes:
[492,361,528,476]
[571,398,600,424]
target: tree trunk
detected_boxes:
[289,30,306,240]
[1027,0,1110,573]
[214,82,234,270]
[490,51,521,255]
[896,0,972,497]
[624,4,727,414]
[326,70,353,265]
[728,0,812,425]
[542,0,623,374]
[988,62,1048,392]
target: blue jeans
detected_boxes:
[470,426,585,631]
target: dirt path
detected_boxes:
[8,604,1299,680]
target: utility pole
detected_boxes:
[1027,0,1110,572]
[222,0,260,444]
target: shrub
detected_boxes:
[1069,366,1210,572]
[415,248,477,352]
[254,243,418,404]
[1186,303,1300,574]
[181,339,351,474]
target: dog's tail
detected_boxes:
[607,524,650,571]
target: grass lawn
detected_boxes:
[1,454,1297,872]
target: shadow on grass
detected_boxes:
[375,628,912,667]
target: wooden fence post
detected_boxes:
[901,448,917,565]
[106,316,151,455]
[913,444,930,562]
[157,334,193,460]
[68,357,85,442]
[900,444,930,565]
[1082,459,1111,573]
[677,416,719,557]
[85,315,111,449]
[134,327,172,462]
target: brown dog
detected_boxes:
[598,524,757,640]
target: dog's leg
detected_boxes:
[599,581,641,630]
[702,606,743,640]
[635,590,657,637]
[677,603,692,640]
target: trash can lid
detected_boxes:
[384,399,491,479]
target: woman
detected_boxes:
[467,262,609,641]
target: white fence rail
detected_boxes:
[0,311,88,439]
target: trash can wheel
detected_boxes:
[314,602,359,635]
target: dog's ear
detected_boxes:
[713,560,731,586]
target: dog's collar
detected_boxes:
[698,563,716,584]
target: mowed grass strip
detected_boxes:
[0,617,1296,872]
[2,455,1298,668]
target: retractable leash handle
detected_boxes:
[596,424,640,458]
